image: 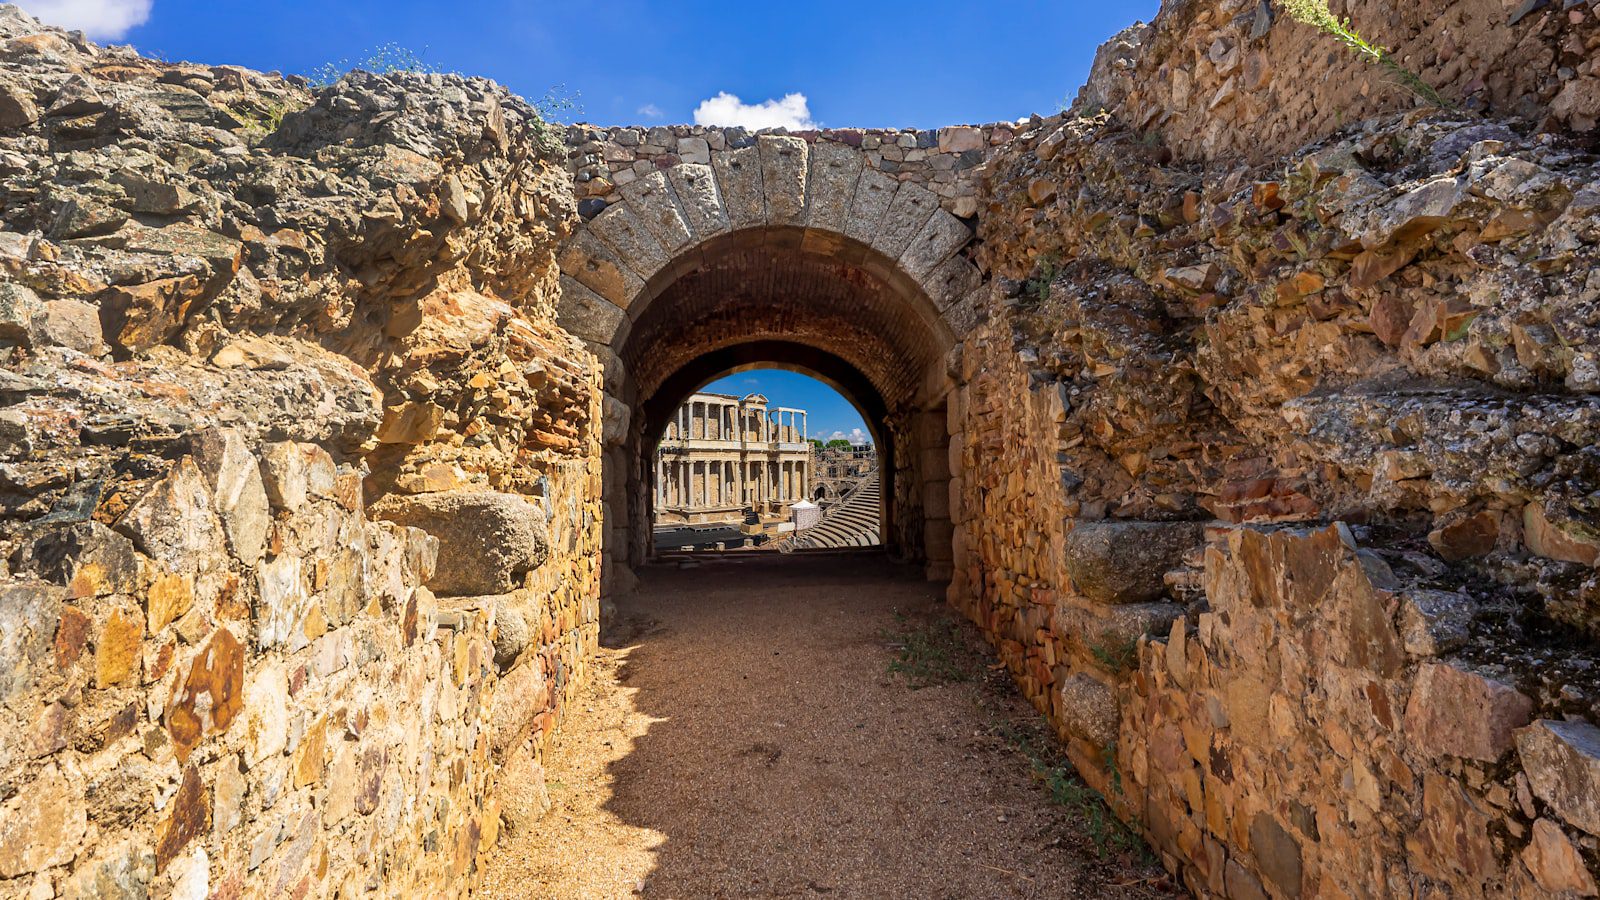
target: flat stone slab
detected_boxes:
[372,491,549,596]
[1518,719,1600,836]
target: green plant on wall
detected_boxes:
[1089,632,1139,674]
[1023,255,1060,307]
[308,42,443,87]
[1280,0,1451,109]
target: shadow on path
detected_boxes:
[481,553,1175,899]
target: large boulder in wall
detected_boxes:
[1063,520,1203,604]
[372,491,548,596]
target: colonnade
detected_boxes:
[656,392,814,514]
[665,398,808,444]
[655,457,809,509]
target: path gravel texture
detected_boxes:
[479,552,1176,899]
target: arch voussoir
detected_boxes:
[711,143,766,229]
[757,134,810,226]
[555,275,624,345]
[588,201,669,281]
[557,228,641,309]
[666,163,730,239]
[804,141,864,232]
[902,209,973,280]
[618,170,694,254]
[869,180,940,261]
[843,168,901,245]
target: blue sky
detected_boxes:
[25,0,1159,129]
[701,370,871,445]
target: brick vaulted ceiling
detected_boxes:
[620,227,954,427]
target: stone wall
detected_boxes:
[950,23,1600,895]
[0,8,601,898]
[1077,0,1600,163]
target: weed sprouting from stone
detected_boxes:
[884,612,974,687]
[532,85,583,155]
[1089,633,1139,674]
[233,99,296,137]
[1280,0,1451,109]
[307,46,581,156]
[999,720,1152,862]
[308,43,445,88]
[1024,256,1059,307]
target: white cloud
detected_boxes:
[16,0,152,39]
[692,91,815,131]
[825,428,871,445]
[636,103,664,119]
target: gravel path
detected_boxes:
[478,553,1176,899]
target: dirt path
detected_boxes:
[478,553,1176,899]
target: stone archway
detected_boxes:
[552,129,990,590]
[642,344,895,553]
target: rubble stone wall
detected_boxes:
[0,7,601,898]
[950,20,1600,897]
[1078,0,1600,162]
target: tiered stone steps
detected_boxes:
[790,470,882,549]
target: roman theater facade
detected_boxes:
[655,391,812,525]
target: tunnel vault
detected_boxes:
[554,131,988,590]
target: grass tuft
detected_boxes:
[1001,722,1151,861]
[884,612,974,688]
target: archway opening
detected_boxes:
[584,225,965,590]
[649,367,884,552]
